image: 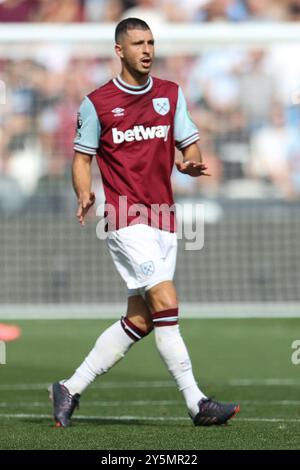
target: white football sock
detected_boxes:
[64,320,135,395]
[154,324,206,417]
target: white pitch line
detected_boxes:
[227,379,300,386]
[1,378,300,391]
[238,400,300,406]
[0,400,183,408]
[1,400,300,408]
[0,413,188,422]
[237,418,300,423]
[0,384,49,391]
[0,381,174,391]
[0,413,300,424]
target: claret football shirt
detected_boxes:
[74,75,200,232]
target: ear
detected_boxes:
[115,43,124,59]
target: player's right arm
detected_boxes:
[72,96,101,226]
[72,152,95,226]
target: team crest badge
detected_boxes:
[152,98,170,116]
[140,261,155,277]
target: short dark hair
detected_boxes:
[115,18,151,43]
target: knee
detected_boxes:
[125,314,154,336]
[153,297,177,311]
[146,281,178,312]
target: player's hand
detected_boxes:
[175,160,210,177]
[76,191,96,226]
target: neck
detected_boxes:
[119,69,149,87]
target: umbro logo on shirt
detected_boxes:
[112,125,171,144]
[112,107,125,117]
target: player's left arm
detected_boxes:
[175,143,210,177]
[174,87,210,178]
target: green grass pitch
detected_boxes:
[0,318,300,450]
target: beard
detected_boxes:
[123,57,151,77]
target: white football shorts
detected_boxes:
[106,224,177,296]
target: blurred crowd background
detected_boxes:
[1,0,300,23]
[1,0,300,215]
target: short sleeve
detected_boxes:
[174,87,200,150]
[73,96,101,156]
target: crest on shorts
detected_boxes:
[152,98,170,116]
[140,261,155,277]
